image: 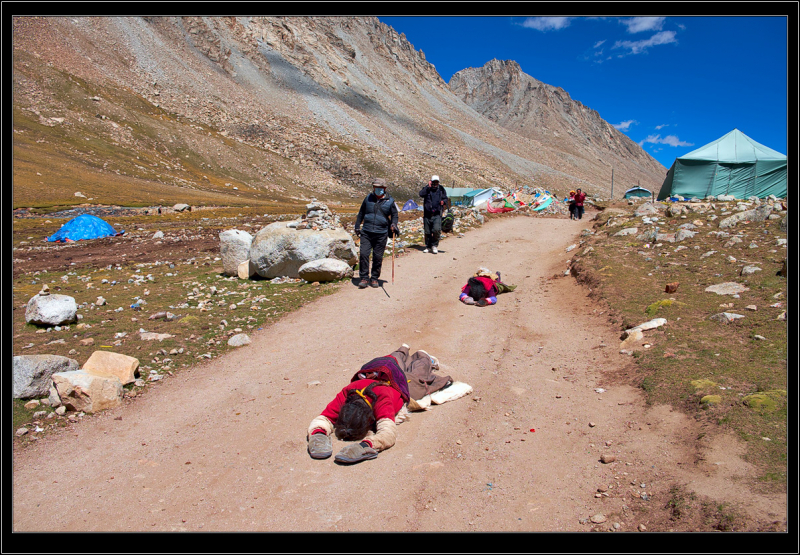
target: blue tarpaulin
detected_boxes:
[401,199,419,211]
[47,214,124,242]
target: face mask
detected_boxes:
[374,188,385,196]
[431,182,439,188]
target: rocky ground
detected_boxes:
[11,201,787,542]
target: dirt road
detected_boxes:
[12,214,785,534]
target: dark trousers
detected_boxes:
[423,213,442,248]
[359,230,388,280]
[568,203,576,219]
[576,205,585,220]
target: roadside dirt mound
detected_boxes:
[11,214,785,537]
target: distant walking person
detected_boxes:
[573,188,587,220]
[567,190,577,220]
[354,178,400,289]
[419,175,448,254]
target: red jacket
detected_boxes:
[574,192,586,207]
[320,379,404,423]
[461,275,498,297]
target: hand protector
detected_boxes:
[334,442,378,464]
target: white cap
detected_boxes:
[431,175,440,182]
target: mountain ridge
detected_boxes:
[13,16,665,210]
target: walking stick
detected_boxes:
[391,233,395,284]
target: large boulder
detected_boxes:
[82,350,140,385]
[298,258,354,282]
[51,370,123,413]
[249,222,357,279]
[13,355,79,399]
[25,293,77,326]
[219,229,253,276]
[718,204,773,228]
[173,203,190,212]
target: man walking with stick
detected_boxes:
[419,175,448,254]
[353,178,400,289]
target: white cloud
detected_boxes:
[614,120,638,132]
[621,17,666,33]
[638,134,693,147]
[613,30,678,55]
[593,39,606,48]
[520,17,573,31]
[655,124,669,130]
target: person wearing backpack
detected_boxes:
[419,175,448,254]
[353,178,400,288]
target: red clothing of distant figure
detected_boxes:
[460,275,498,297]
[320,379,404,423]
[574,191,586,207]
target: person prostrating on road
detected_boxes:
[353,177,400,289]
[419,175,448,254]
[306,344,447,464]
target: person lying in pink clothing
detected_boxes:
[459,268,516,307]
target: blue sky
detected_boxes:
[378,16,788,169]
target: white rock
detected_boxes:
[627,318,667,333]
[297,258,354,282]
[705,282,749,296]
[139,332,175,341]
[25,293,77,327]
[152,230,164,240]
[227,333,251,347]
[219,229,254,277]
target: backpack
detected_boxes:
[441,210,455,233]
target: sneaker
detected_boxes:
[370,279,380,288]
[432,247,438,254]
[308,433,332,459]
[423,248,430,253]
[358,279,369,289]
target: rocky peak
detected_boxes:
[450,59,666,190]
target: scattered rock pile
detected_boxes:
[291,200,342,231]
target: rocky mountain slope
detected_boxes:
[449,59,666,194]
[13,17,665,211]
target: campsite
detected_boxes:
[12,191,788,534]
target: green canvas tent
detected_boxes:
[656,129,787,200]
[444,187,482,206]
[623,186,653,199]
